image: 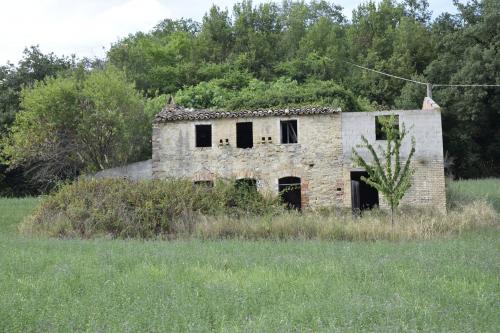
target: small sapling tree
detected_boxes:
[352,115,416,226]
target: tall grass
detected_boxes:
[194,201,497,241]
[20,178,498,241]
[447,178,500,212]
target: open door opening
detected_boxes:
[279,177,301,210]
[350,171,379,214]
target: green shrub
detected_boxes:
[21,178,499,240]
[20,178,281,238]
[175,77,369,111]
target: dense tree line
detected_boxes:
[0,0,498,195]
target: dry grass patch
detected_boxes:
[195,201,498,241]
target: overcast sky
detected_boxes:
[0,0,457,65]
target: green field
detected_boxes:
[1,180,499,332]
[447,178,500,212]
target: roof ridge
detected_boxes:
[154,106,341,123]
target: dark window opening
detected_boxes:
[195,124,212,147]
[350,171,379,215]
[375,115,399,140]
[236,122,253,148]
[279,177,301,210]
[235,178,257,191]
[281,120,298,144]
[194,180,214,188]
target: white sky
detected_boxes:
[0,0,457,65]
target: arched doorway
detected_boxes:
[278,177,301,210]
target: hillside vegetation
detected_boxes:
[1,0,499,195]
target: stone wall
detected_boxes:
[153,113,343,208]
[341,109,446,212]
[153,108,446,212]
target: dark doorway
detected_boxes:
[278,177,301,210]
[350,171,379,213]
[236,122,253,148]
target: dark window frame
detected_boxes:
[235,178,258,191]
[280,120,298,144]
[375,115,399,141]
[195,124,212,147]
[236,122,253,149]
[194,180,214,188]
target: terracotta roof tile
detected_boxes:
[154,105,341,123]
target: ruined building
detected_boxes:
[152,98,446,212]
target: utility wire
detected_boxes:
[345,61,427,85]
[432,83,500,87]
[345,61,500,88]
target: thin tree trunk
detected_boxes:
[391,206,394,228]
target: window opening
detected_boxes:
[375,115,399,140]
[280,120,298,144]
[236,122,253,148]
[235,178,257,191]
[194,180,214,188]
[195,124,212,147]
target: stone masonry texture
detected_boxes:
[152,107,446,212]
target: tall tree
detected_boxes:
[2,66,150,188]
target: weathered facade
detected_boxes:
[152,101,446,212]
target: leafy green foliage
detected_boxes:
[22,178,281,238]
[352,115,416,224]
[2,66,150,187]
[0,47,75,195]
[176,77,370,111]
[1,0,498,195]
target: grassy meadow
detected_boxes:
[0,179,499,332]
[447,177,500,212]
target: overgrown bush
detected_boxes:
[20,178,281,238]
[21,178,498,241]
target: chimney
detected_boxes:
[422,97,440,110]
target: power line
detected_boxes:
[432,83,500,87]
[345,61,427,85]
[345,61,500,98]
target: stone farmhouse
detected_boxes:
[151,97,446,212]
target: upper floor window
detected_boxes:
[281,120,298,144]
[236,122,253,148]
[195,124,212,147]
[375,115,399,140]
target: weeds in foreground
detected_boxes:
[18,178,499,241]
[193,201,497,241]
